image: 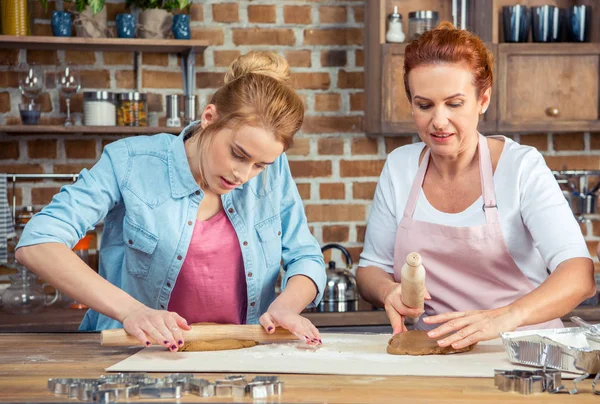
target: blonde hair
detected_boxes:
[190,51,304,187]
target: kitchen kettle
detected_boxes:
[319,243,358,313]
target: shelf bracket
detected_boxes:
[134,51,142,92]
[181,49,195,99]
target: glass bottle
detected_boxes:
[0,264,58,314]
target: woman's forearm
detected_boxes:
[15,243,145,323]
[509,257,596,326]
[356,265,397,308]
[271,275,317,313]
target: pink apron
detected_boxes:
[393,134,563,331]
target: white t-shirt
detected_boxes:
[358,136,590,286]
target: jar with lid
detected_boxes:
[408,10,439,41]
[0,263,58,314]
[117,92,148,126]
[83,91,116,126]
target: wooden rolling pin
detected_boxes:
[400,252,426,323]
[101,324,299,347]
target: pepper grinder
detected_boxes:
[386,6,405,43]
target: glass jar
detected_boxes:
[117,92,148,127]
[0,264,58,314]
[408,10,439,41]
[83,91,116,126]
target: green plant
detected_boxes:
[40,0,105,15]
[126,0,189,12]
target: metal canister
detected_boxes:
[184,95,198,125]
[166,94,181,127]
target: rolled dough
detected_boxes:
[181,339,258,352]
[387,330,476,355]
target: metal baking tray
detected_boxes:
[500,327,600,375]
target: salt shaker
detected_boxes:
[386,6,405,43]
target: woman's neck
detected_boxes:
[184,135,205,187]
[428,137,479,181]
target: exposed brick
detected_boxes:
[315,93,341,112]
[143,71,182,89]
[346,247,363,265]
[286,138,310,156]
[81,70,110,88]
[284,6,312,25]
[338,70,364,89]
[296,183,311,200]
[318,138,344,155]
[115,70,134,89]
[319,6,347,23]
[146,93,162,113]
[8,186,23,206]
[320,183,345,200]
[143,53,169,66]
[353,5,364,23]
[32,24,52,36]
[248,5,276,23]
[65,139,97,159]
[0,164,43,174]
[340,160,385,177]
[214,50,240,67]
[294,72,330,90]
[289,160,332,178]
[544,156,600,170]
[0,72,19,87]
[356,224,366,242]
[587,241,598,258]
[304,28,362,46]
[592,221,600,237]
[519,134,548,151]
[106,2,127,21]
[322,225,349,242]
[39,117,65,125]
[355,50,364,67]
[385,136,413,153]
[212,3,238,22]
[104,52,133,65]
[26,50,58,65]
[352,137,378,155]
[285,50,311,68]
[353,182,377,200]
[303,116,362,133]
[53,163,93,174]
[305,204,365,222]
[31,187,61,205]
[28,139,57,159]
[350,92,364,111]
[197,72,226,88]
[553,133,585,151]
[191,29,225,45]
[190,4,203,21]
[64,51,96,65]
[0,92,10,113]
[59,93,83,114]
[0,141,19,160]
[232,29,295,45]
[321,50,347,67]
[591,134,600,150]
[0,49,19,66]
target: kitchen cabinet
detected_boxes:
[366,0,599,135]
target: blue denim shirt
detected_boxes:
[17,125,326,331]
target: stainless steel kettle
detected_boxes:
[318,244,358,313]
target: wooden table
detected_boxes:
[1,333,599,403]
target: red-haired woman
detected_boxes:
[357,22,595,350]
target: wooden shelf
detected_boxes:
[0,125,184,135]
[0,35,208,53]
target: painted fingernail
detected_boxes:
[305,335,309,340]
[171,344,177,350]
[145,341,151,346]
[164,340,169,345]
[319,339,322,344]
[267,326,273,332]
[178,340,183,346]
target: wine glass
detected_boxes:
[55,65,81,126]
[18,64,44,107]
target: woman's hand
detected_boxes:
[121,306,191,352]
[423,306,524,349]
[260,304,321,346]
[384,283,431,335]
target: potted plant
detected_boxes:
[127,0,189,39]
[42,0,108,37]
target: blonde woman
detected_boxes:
[16,52,325,351]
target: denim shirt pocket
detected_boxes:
[123,218,159,278]
[255,215,282,269]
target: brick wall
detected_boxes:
[0,0,599,268]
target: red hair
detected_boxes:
[403,21,493,101]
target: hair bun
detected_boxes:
[436,21,456,30]
[224,51,293,85]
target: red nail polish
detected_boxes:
[171,344,177,350]
[267,326,273,332]
[145,341,151,346]
[178,340,183,346]
[163,341,168,344]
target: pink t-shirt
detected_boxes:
[168,209,247,324]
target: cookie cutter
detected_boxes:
[494,369,562,395]
[189,378,215,397]
[247,376,284,399]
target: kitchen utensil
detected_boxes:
[319,243,358,313]
[100,323,299,346]
[183,94,198,125]
[385,6,405,43]
[503,5,530,42]
[494,369,562,395]
[407,10,439,41]
[166,94,182,127]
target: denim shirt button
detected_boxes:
[160,305,165,309]
[177,255,182,260]
[128,239,133,244]
[243,241,248,246]
[167,282,171,287]
[195,190,200,195]
[250,302,255,307]
[187,221,192,226]
[248,272,253,277]
[228,208,234,213]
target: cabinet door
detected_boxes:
[498,44,600,133]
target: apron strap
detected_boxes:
[403,134,499,224]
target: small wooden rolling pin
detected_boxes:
[400,252,426,323]
[101,324,300,347]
